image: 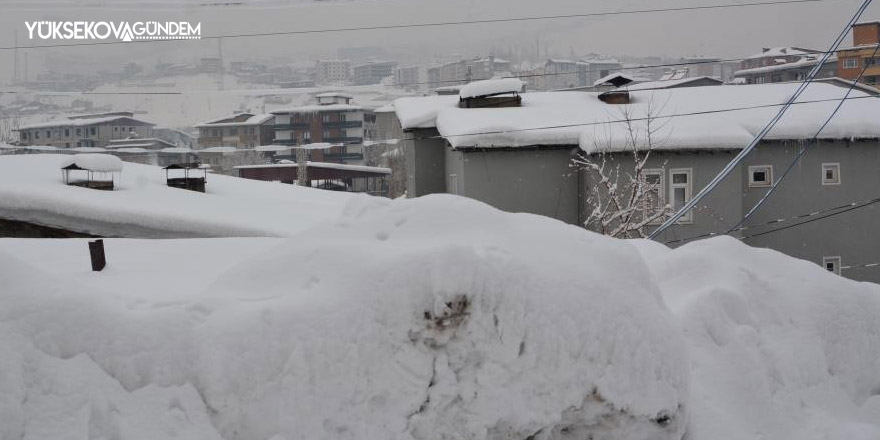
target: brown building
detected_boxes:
[271,93,374,163]
[837,22,880,86]
[196,113,275,149]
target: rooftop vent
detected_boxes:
[458,78,524,109]
[598,90,631,105]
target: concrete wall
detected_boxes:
[741,139,880,283]
[404,128,447,197]
[582,150,743,241]
[455,147,582,225]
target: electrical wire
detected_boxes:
[0,0,834,51]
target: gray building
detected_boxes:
[353,61,398,85]
[16,112,154,149]
[394,80,880,282]
[735,47,837,84]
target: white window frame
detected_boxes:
[822,256,841,275]
[640,168,665,224]
[748,165,773,188]
[669,168,693,224]
[821,163,841,186]
[843,58,859,69]
[447,173,459,195]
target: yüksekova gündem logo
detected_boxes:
[25,21,201,42]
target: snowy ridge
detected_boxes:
[1,193,879,439]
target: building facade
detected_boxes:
[394,81,880,283]
[735,47,837,84]
[315,59,351,85]
[16,112,154,149]
[352,61,398,85]
[196,113,275,149]
[837,22,880,86]
[271,93,372,163]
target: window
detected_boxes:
[322,114,332,123]
[76,128,81,136]
[823,256,841,275]
[64,129,69,137]
[212,129,219,137]
[35,131,40,139]
[669,169,693,223]
[821,163,840,185]
[843,58,859,69]
[748,165,773,187]
[795,72,806,81]
[755,76,766,84]
[90,127,96,136]
[640,169,665,222]
[114,126,118,132]
[447,173,459,195]
[229,128,238,136]
[46,130,51,138]
[770,74,782,83]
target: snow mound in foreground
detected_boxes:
[0,195,690,440]
[633,237,880,440]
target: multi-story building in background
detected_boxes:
[394,65,422,90]
[427,57,510,90]
[352,61,398,85]
[16,112,154,149]
[271,93,372,163]
[315,59,351,85]
[734,47,837,84]
[196,113,276,149]
[837,21,880,86]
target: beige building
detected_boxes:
[16,112,154,149]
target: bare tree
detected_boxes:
[574,98,673,238]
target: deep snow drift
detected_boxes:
[1,195,879,440]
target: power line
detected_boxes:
[740,196,880,239]
[727,42,880,233]
[841,261,880,270]
[664,195,880,244]
[0,0,834,51]
[647,0,873,240]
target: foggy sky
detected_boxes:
[0,0,877,82]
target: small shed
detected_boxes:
[163,162,208,193]
[60,154,123,191]
[458,79,524,108]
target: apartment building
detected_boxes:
[837,21,880,86]
[196,113,275,149]
[16,112,154,149]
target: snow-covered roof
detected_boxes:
[745,47,814,59]
[0,154,351,238]
[459,78,524,99]
[394,82,880,152]
[733,55,837,77]
[69,147,108,153]
[60,154,124,172]
[593,72,634,87]
[315,92,354,99]
[234,161,391,174]
[195,113,274,128]
[198,146,239,153]
[114,147,150,153]
[625,76,723,91]
[271,104,364,114]
[18,116,155,130]
[374,103,395,113]
[160,147,195,154]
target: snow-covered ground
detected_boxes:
[1,190,879,439]
[0,155,352,237]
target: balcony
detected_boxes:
[322,136,363,144]
[322,120,362,129]
[275,122,311,130]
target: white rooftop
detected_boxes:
[394,82,880,152]
[459,78,524,99]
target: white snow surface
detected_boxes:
[0,195,691,440]
[1,193,880,439]
[393,82,880,151]
[458,78,525,99]
[0,155,351,238]
[60,154,124,173]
